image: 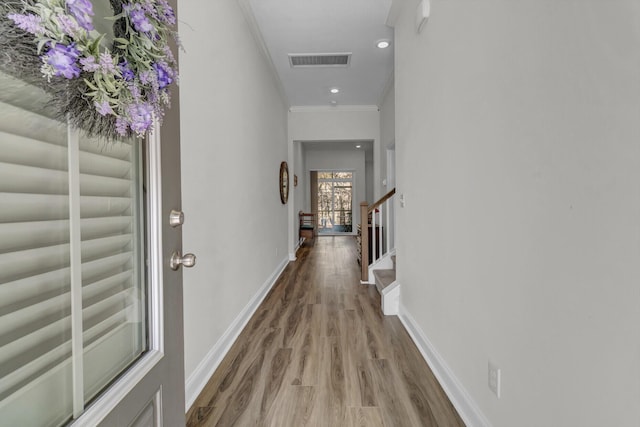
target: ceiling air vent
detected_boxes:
[289,53,352,68]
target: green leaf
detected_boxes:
[36,39,49,55]
[103,78,117,93]
[105,12,124,21]
[84,79,99,91]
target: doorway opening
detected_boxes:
[315,171,353,234]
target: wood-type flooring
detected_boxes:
[186,236,466,427]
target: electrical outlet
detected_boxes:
[488,361,501,399]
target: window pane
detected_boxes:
[334,172,352,180]
[0,72,74,426]
[316,171,353,234]
[79,135,148,404]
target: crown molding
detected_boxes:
[289,105,380,113]
[386,0,406,28]
[378,71,395,107]
[236,0,290,108]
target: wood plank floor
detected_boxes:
[186,237,466,427]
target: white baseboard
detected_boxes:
[184,257,290,411]
[398,305,492,427]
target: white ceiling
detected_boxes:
[246,0,394,108]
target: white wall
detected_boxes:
[379,79,395,196]
[178,0,289,405]
[394,1,640,426]
[305,149,366,230]
[365,158,374,203]
[379,82,396,249]
[289,107,380,142]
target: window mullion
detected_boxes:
[67,124,85,418]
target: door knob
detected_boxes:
[170,251,196,270]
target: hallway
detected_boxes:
[186,237,465,426]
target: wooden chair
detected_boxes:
[299,211,316,243]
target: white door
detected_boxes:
[0,2,186,424]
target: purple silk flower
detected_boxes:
[66,0,94,31]
[45,43,81,79]
[153,61,172,89]
[127,4,153,33]
[128,102,154,134]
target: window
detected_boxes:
[317,171,353,234]
[0,71,147,425]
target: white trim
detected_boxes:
[71,351,164,426]
[386,0,405,27]
[154,386,163,427]
[398,305,493,427]
[378,71,394,108]
[236,0,289,108]
[289,252,297,261]
[184,257,290,410]
[67,126,84,417]
[380,281,400,315]
[147,122,165,354]
[289,105,380,113]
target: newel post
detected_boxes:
[360,202,369,282]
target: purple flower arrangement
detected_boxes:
[6,0,179,138]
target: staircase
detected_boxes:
[373,255,395,293]
[372,255,399,315]
[359,188,399,315]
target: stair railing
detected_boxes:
[360,188,395,282]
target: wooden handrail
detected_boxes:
[368,188,396,213]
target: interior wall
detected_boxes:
[289,107,380,142]
[304,149,366,231]
[379,79,395,196]
[179,0,289,395]
[394,1,640,426]
[365,159,374,202]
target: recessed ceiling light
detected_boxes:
[330,88,340,94]
[356,145,362,148]
[377,40,390,49]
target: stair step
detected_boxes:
[373,269,396,293]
